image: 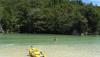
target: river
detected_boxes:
[0,34,100,57]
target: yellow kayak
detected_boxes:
[29,47,46,57]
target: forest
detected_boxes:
[0,0,100,35]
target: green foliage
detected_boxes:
[0,0,100,35]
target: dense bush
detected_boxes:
[0,0,100,35]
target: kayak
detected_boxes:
[29,48,46,57]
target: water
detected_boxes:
[0,34,100,57]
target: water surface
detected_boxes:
[0,34,100,57]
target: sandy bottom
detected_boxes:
[0,44,100,57]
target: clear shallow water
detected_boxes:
[0,34,100,57]
[0,34,99,45]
